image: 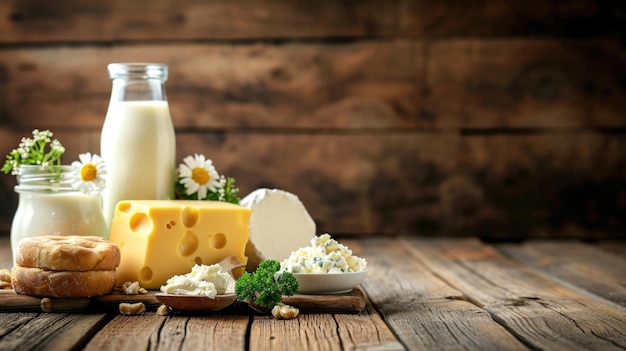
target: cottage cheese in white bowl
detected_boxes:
[279,234,368,294]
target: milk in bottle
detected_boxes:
[100,63,176,230]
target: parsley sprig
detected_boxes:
[235,260,299,311]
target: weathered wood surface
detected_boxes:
[85,313,249,351]
[250,309,403,351]
[1,39,624,130]
[352,239,529,350]
[0,312,109,351]
[497,241,626,307]
[594,241,626,257]
[1,0,623,43]
[407,238,626,350]
[1,130,625,237]
[1,237,626,350]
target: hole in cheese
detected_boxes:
[178,231,199,257]
[211,233,227,249]
[181,206,199,228]
[118,202,131,213]
[194,257,202,264]
[130,212,151,234]
[140,266,153,281]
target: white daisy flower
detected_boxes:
[71,152,106,194]
[178,154,220,200]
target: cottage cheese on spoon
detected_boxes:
[160,264,233,298]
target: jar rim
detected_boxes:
[15,164,75,192]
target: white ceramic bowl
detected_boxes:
[292,270,368,294]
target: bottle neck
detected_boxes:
[107,63,169,102]
[109,78,167,102]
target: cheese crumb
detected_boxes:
[122,281,148,295]
[280,234,367,274]
[160,264,233,298]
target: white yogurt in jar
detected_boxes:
[11,191,108,260]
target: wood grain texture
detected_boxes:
[176,132,626,238]
[83,313,166,351]
[356,238,529,350]
[1,39,625,130]
[0,0,404,43]
[424,38,626,128]
[333,303,405,351]
[1,130,625,237]
[250,305,403,351]
[0,313,109,351]
[153,315,248,351]
[0,0,622,43]
[594,241,626,257]
[250,314,339,350]
[407,238,626,350]
[0,41,422,130]
[0,312,38,339]
[497,241,626,307]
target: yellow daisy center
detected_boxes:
[192,167,210,185]
[80,164,98,181]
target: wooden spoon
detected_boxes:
[154,256,245,312]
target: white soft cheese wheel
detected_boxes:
[240,188,316,271]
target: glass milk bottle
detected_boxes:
[10,165,108,259]
[100,63,176,229]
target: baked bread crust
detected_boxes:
[15,236,120,271]
[11,266,116,297]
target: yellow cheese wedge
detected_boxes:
[109,200,250,289]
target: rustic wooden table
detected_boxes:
[0,235,625,351]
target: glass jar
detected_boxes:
[10,165,108,259]
[100,63,176,228]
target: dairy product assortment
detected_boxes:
[7,188,367,295]
[106,189,367,298]
[280,233,368,274]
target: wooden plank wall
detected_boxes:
[0,0,624,239]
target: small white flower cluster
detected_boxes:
[2,129,65,175]
[216,175,228,201]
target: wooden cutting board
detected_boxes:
[0,287,367,314]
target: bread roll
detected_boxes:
[15,235,120,271]
[11,266,116,297]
